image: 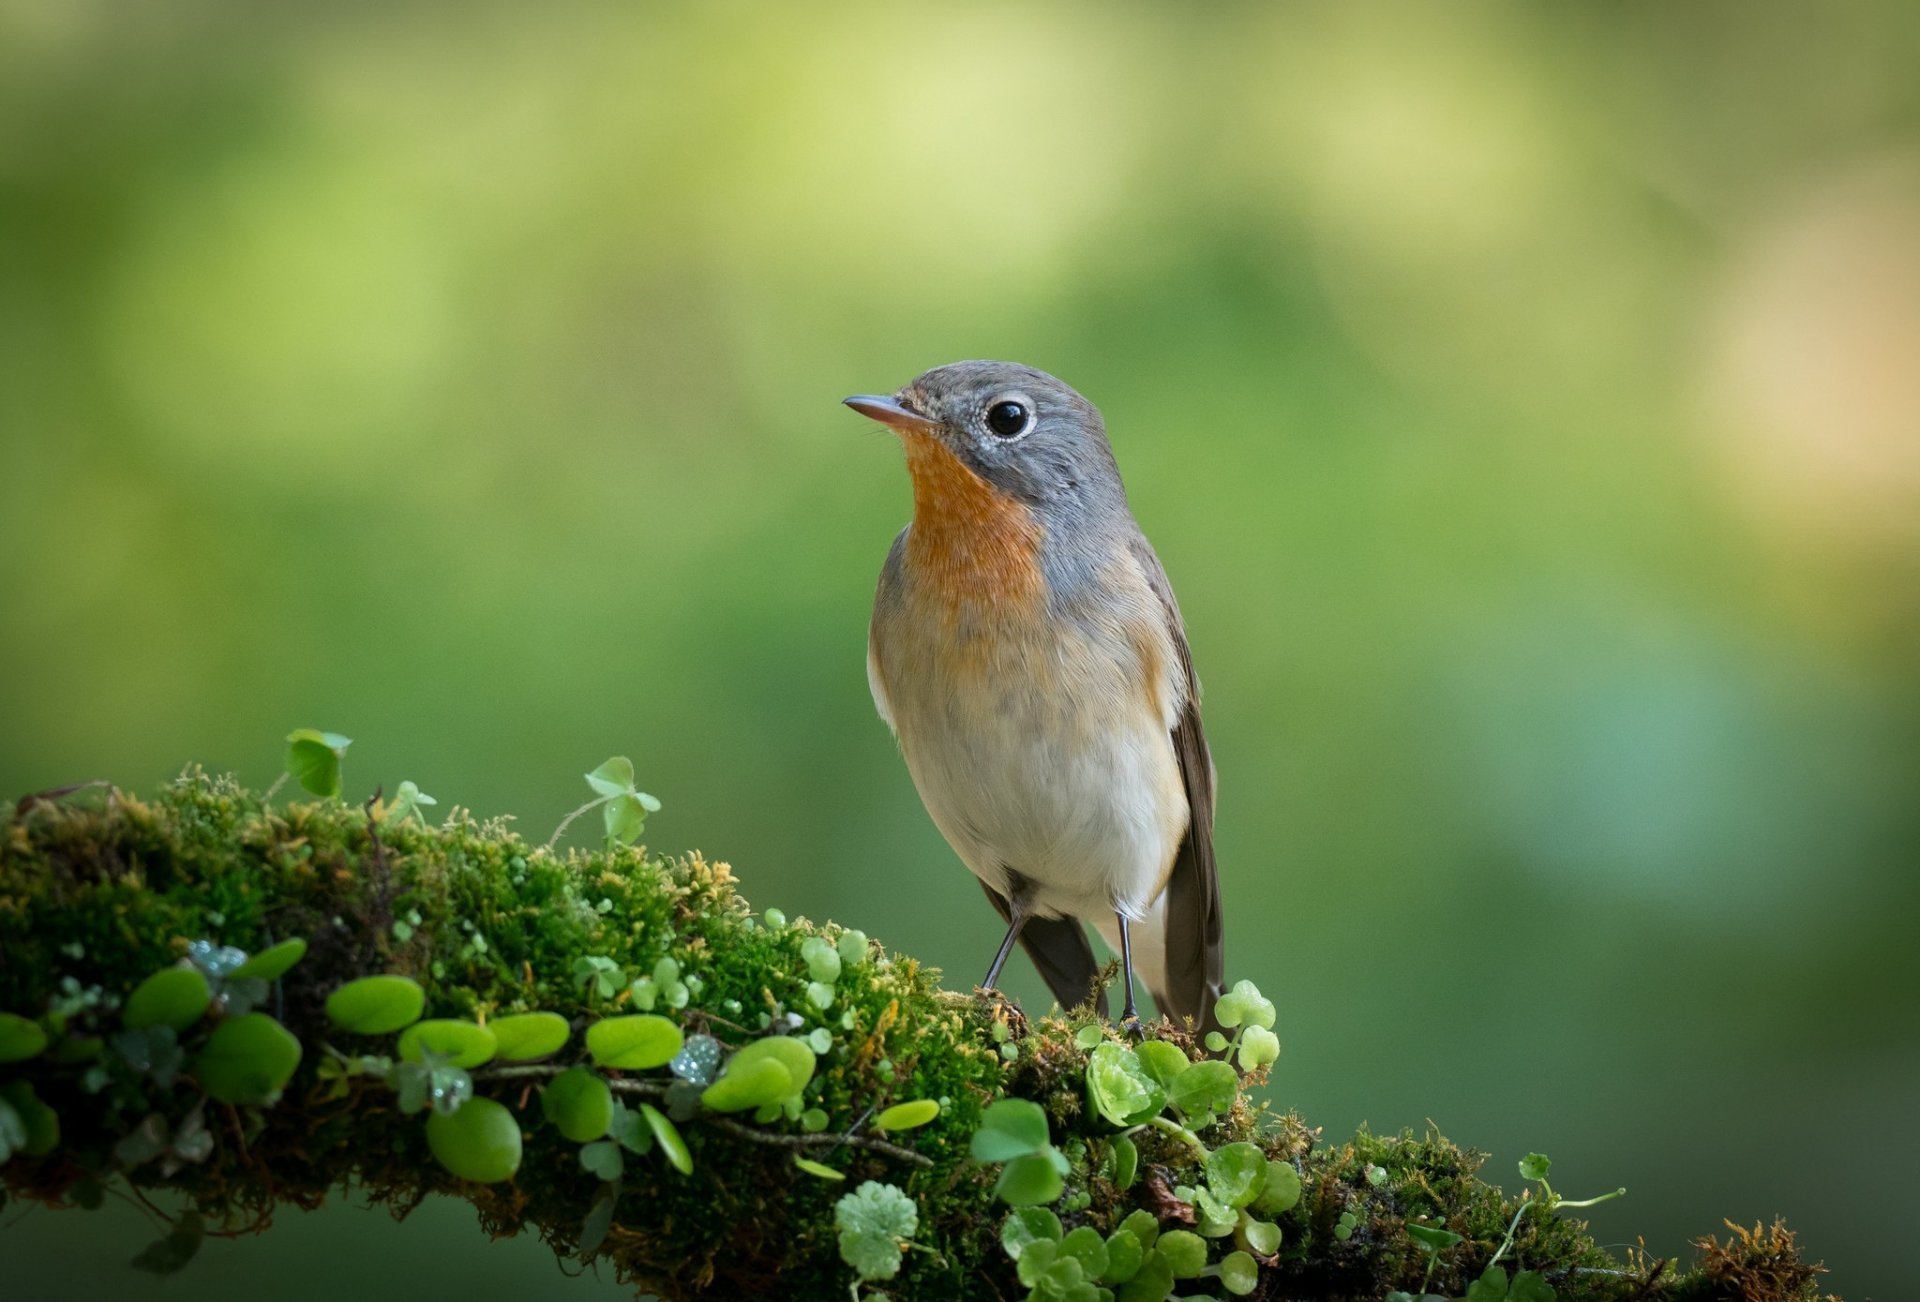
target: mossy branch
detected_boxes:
[0,773,1835,1300]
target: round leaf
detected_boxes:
[1059,1225,1109,1278]
[1257,1160,1302,1214]
[124,967,211,1033]
[541,1067,614,1142]
[1133,1039,1190,1089]
[1157,1229,1208,1278]
[398,1019,498,1069]
[426,1096,522,1183]
[584,757,635,799]
[1087,1042,1166,1127]
[0,1081,59,1156]
[874,1099,940,1131]
[1001,1206,1063,1260]
[993,1150,1065,1206]
[1166,1059,1238,1117]
[326,975,426,1034]
[1518,1151,1552,1182]
[196,1012,302,1104]
[1220,1249,1259,1295]
[1104,1229,1144,1283]
[490,1012,570,1061]
[0,1012,50,1063]
[727,1035,816,1093]
[970,1098,1050,1162]
[1206,1142,1269,1209]
[231,939,307,981]
[640,1102,691,1175]
[586,1014,683,1070]
[1109,1133,1140,1189]
[699,1056,792,1112]
[1242,1217,1281,1256]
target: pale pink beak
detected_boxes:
[843,394,940,435]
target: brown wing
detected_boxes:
[1132,536,1226,1034]
[978,881,1109,1017]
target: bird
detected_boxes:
[845,361,1224,1033]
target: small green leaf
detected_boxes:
[971,1097,1050,1162]
[1001,1206,1064,1260]
[130,1210,204,1276]
[285,729,350,799]
[1156,1229,1208,1278]
[994,1150,1066,1206]
[1059,1225,1109,1278]
[1133,1039,1190,1088]
[586,1015,684,1070]
[802,936,843,984]
[1165,1059,1239,1118]
[1257,1160,1302,1214]
[585,757,636,798]
[1467,1264,1512,1301]
[1219,1249,1259,1295]
[640,1102,691,1175]
[1206,1142,1269,1209]
[717,1035,816,1096]
[1109,1133,1140,1190]
[489,1012,570,1061]
[1120,1208,1160,1250]
[578,1139,623,1182]
[835,929,870,967]
[398,1020,498,1069]
[603,792,650,845]
[699,1056,793,1112]
[0,1081,59,1156]
[426,1096,523,1183]
[1518,1152,1552,1182]
[0,1012,48,1063]
[874,1099,940,1131]
[196,1012,303,1104]
[1086,1043,1166,1127]
[1074,1024,1106,1050]
[230,938,307,982]
[1406,1221,1463,1252]
[1508,1270,1555,1302]
[1118,1246,1174,1301]
[542,1067,614,1142]
[1104,1227,1145,1283]
[325,975,426,1034]
[795,1155,845,1180]
[1236,1025,1280,1071]
[1242,1216,1281,1256]
[835,1180,918,1282]
[124,967,211,1033]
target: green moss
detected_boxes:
[0,772,1837,1300]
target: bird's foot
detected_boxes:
[1118,1012,1147,1041]
[974,986,1030,1040]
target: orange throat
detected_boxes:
[901,433,1045,610]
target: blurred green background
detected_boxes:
[4,2,1917,1297]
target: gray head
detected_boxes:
[844,361,1129,520]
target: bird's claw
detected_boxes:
[1118,1013,1147,1041]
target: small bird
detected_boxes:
[846,361,1224,1032]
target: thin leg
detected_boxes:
[982,912,1025,991]
[1115,913,1142,1034]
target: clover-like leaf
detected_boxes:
[834,1180,918,1282]
[1467,1263,1511,1302]
[1518,1152,1552,1182]
[285,729,351,799]
[490,1012,570,1061]
[586,1014,684,1070]
[426,1096,522,1183]
[129,1211,204,1276]
[1166,1058,1239,1119]
[325,975,426,1034]
[230,938,307,982]
[669,1032,722,1085]
[1087,1042,1167,1127]
[1407,1221,1463,1253]
[1242,1216,1282,1256]
[196,1012,302,1105]
[1508,1269,1554,1302]
[1133,1039,1191,1089]
[585,757,636,799]
[971,1098,1050,1162]
[874,1099,940,1131]
[1237,1025,1280,1072]
[579,1139,624,1182]
[398,1019,498,1069]
[994,1151,1066,1206]
[0,1012,48,1063]
[542,1067,614,1142]
[124,967,211,1033]
[604,793,651,846]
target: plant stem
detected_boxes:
[1148,1114,1209,1159]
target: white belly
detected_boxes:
[870,606,1188,923]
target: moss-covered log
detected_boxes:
[0,773,1835,1300]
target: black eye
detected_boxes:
[985,400,1030,438]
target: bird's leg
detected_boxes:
[982,912,1026,991]
[1115,913,1144,1039]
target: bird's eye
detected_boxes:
[985,400,1031,438]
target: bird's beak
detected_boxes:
[843,394,940,435]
